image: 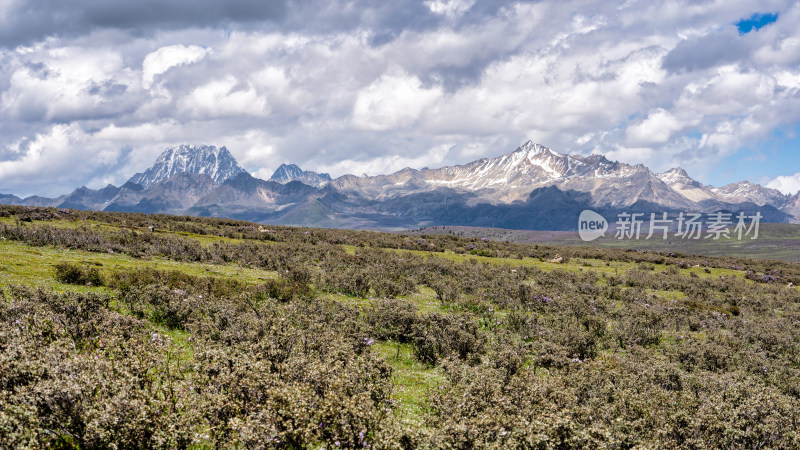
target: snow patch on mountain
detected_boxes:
[712,181,788,207]
[419,141,652,203]
[657,168,716,202]
[128,145,247,187]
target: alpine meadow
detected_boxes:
[1,205,799,447]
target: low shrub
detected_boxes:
[54,262,104,286]
[412,312,485,364]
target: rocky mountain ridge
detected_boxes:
[128,145,246,187]
[2,141,798,230]
[269,164,332,188]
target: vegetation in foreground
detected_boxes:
[1,205,799,448]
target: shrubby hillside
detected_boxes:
[1,206,799,448]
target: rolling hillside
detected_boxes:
[1,205,799,447]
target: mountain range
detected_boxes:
[2,141,797,230]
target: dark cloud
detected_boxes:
[422,59,498,92]
[661,29,749,73]
[24,62,51,79]
[80,0,286,28]
[0,140,25,161]
[0,0,545,50]
[440,0,538,20]
[0,0,288,47]
[86,81,127,97]
[280,0,442,38]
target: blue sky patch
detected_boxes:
[736,12,779,35]
[706,123,800,188]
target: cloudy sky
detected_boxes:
[1,0,799,197]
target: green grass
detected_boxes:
[372,341,444,425]
[0,238,279,293]
[400,286,444,313]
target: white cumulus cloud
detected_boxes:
[625,109,685,147]
[767,173,800,195]
[351,70,442,131]
[142,44,211,89]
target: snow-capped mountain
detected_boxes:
[657,168,701,187]
[269,163,332,188]
[657,168,717,203]
[3,141,800,229]
[426,142,634,189]
[128,145,247,187]
[657,169,790,207]
[331,142,615,200]
[712,181,788,207]
[331,141,694,209]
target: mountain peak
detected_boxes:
[515,140,556,156]
[270,164,304,182]
[657,167,700,186]
[128,144,247,187]
[269,163,332,188]
[659,167,689,177]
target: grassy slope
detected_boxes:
[0,238,278,294]
[0,213,793,429]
